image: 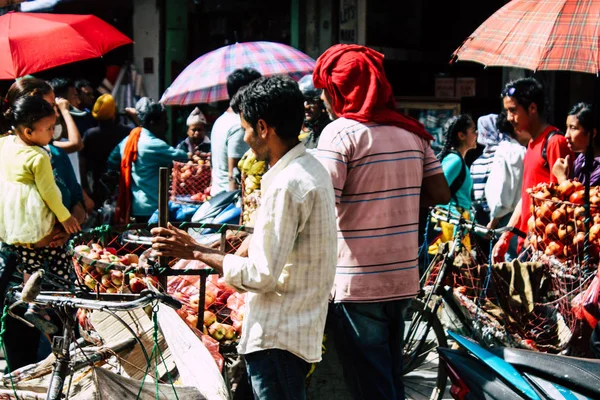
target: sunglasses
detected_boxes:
[501,86,517,97]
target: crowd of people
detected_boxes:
[0,43,598,400]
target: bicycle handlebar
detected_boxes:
[11,289,182,311]
[430,206,511,238]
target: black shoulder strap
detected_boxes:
[542,129,564,169]
[445,151,467,204]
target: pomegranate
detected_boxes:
[570,190,585,205]
[556,180,576,199]
[551,208,567,225]
[545,223,559,240]
[545,241,564,257]
[590,224,600,243]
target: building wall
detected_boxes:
[133,0,160,101]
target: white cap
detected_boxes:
[187,107,207,126]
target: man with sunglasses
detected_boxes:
[492,77,572,262]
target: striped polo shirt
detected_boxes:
[317,118,442,302]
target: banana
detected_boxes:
[242,151,256,172]
[249,161,266,176]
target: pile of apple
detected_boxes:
[527,180,600,260]
[173,275,245,344]
[190,186,212,202]
[73,244,155,294]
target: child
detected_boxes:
[0,95,81,331]
[176,107,211,155]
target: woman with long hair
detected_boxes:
[553,103,600,186]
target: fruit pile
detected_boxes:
[169,267,245,345]
[527,180,600,261]
[72,244,157,294]
[171,152,212,202]
[238,150,266,225]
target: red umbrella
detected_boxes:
[452,0,600,74]
[0,12,133,79]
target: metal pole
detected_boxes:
[158,167,169,288]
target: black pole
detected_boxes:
[158,167,169,288]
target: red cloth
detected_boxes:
[115,127,142,224]
[518,126,573,244]
[313,44,433,141]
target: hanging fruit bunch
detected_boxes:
[527,180,600,262]
[238,150,267,225]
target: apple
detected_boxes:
[118,256,131,266]
[84,274,97,290]
[204,310,217,327]
[205,292,216,308]
[105,247,117,255]
[186,314,199,327]
[110,270,123,287]
[190,296,200,309]
[208,323,226,341]
[106,287,118,294]
[74,245,91,254]
[129,277,146,294]
[96,266,107,275]
[101,274,112,287]
[222,324,236,340]
[91,243,103,252]
[87,251,100,260]
[203,325,208,335]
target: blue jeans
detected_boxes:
[330,299,412,400]
[244,349,310,400]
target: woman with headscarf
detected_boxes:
[176,107,211,155]
[470,114,504,226]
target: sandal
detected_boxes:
[24,304,59,335]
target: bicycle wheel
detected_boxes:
[403,298,448,400]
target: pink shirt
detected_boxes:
[317,118,442,302]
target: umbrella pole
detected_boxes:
[158,167,170,288]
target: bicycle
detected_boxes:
[3,285,182,400]
[401,206,509,400]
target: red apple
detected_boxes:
[104,247,117,255]
[186,314,199,327]
[129,277,146,293]
[101,274,112,288]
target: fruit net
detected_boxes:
[170,155,212,203]
[67,224,154,294]
[424,202,596,353]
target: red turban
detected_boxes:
[313,44,433,141]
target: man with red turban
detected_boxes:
[314,44,450,399]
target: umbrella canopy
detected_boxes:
[452,0,600,75]
[0,12,133,79]
[161,41,316,105]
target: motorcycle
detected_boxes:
[439,330,600,400]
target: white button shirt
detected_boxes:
[223,143,337,362]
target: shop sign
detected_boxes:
[435,77,455,98]
[339,0,358,43]
[456,77,476,98]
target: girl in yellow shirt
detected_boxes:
[0,96,81,332]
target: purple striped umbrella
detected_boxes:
[160,41,316,105]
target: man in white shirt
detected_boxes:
[151,76,337,400]
[210,68,262,195]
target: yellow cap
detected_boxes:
[92,94,116,121]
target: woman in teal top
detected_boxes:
[438,114,478,213]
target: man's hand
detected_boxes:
[151,223,200,260]
[55,97,70,112]
[492,231,512,263]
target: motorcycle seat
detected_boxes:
[491,348,600,396]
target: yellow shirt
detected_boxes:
[0,136,70,223]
